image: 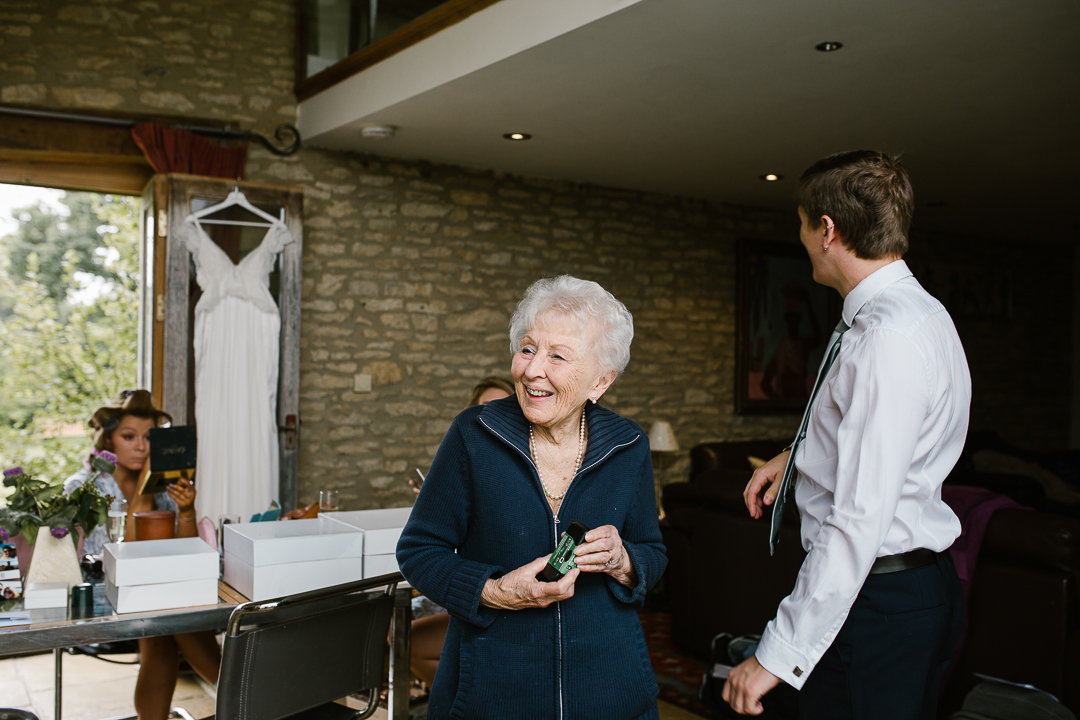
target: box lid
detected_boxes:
[104,537,218,587]
[327,507,412,556]
[223,517,363,566]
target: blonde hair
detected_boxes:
[468,377,514,407]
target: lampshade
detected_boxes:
[648,421,679,453]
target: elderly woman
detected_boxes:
[65,389,220,720]
[397,275,667,719]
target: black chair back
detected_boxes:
[0,711,40,720]
[216,572,400,720]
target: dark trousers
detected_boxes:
[799,552,964,720]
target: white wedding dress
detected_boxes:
[178,215,294,525]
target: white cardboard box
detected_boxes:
[105,576,218,614]
[104,537,218,587]
[222,553,363,601]
[328,507,412,556]
[362,553,400,579]
[223,517,364,566]
[23,581,68,609]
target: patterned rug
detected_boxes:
[639,610,711,719]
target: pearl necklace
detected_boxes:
[530,410,586,501]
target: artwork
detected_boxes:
[736,239,840,414]
[0,543,22,601]
[907,257,1012,321]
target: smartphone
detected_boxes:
[539,522,590,582]
[414,468,425,488]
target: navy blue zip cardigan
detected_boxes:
[397,396,667,720]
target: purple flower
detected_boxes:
[50,527,70,539]
[90,451,117,474]
[0,528,9,542]
[3,467,23,478]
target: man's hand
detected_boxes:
[722,655,781,715]
[743,450,790,519]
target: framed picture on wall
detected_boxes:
[735,238,841,414]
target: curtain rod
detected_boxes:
[0,105,301,156]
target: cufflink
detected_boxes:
[793,667,803,677]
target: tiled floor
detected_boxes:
[0,651,698,720]
[0,652,214,720]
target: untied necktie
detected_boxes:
[769,318,850,556]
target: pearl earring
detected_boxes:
[590,396,597,404]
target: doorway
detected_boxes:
[0,183,139,479]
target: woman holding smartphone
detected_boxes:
[64,389,220,720]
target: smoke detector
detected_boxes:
[361,125,396,139]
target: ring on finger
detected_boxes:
[605,550,614,566]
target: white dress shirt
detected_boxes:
[755,259,971,690]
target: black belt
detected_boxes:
[868,548,940,575]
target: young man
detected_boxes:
[724,151,970,719]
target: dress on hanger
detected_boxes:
[178,214,294,525]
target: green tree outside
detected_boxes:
[0,191,139,484]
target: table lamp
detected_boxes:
[648,421,679,520]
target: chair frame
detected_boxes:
[218,572,402,720]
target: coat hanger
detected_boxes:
[191,183,282,228]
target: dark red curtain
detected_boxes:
[132,123,247,179]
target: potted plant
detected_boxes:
[1,453,115,588]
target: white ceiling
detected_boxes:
[298,0,1080,243]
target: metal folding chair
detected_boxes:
[208,572,401,720]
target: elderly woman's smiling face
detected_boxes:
[512,312,615,433]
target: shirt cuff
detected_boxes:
[755,621,815,691]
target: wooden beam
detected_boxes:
[295,0,504,101]
[0,156,153,195]
[0,106,227,195]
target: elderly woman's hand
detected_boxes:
[481,556,579,610]
[574,525,637,588]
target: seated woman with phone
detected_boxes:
[64,389,220,720]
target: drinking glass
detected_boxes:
[107,498,127,544]
[319,490,340,513]
[217,514,241,555]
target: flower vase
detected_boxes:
[22,526,83,590]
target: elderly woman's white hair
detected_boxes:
[509,275,634,376]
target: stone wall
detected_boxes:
[909,233,1072,452]
[3,0,1071,511]
[246,151,803,507]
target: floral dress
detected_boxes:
[64,462,178,557]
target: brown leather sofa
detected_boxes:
[661,440,1080,714]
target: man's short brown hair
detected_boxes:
[796,150,913,259]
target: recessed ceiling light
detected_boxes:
[815,41,843,52]
[759,174,783,182]
[503,132,532,141]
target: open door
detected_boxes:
[138,174,303,511]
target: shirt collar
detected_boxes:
[842,259,912,326]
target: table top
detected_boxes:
[0,580,241,657]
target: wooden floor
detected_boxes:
[0,651,698,720]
